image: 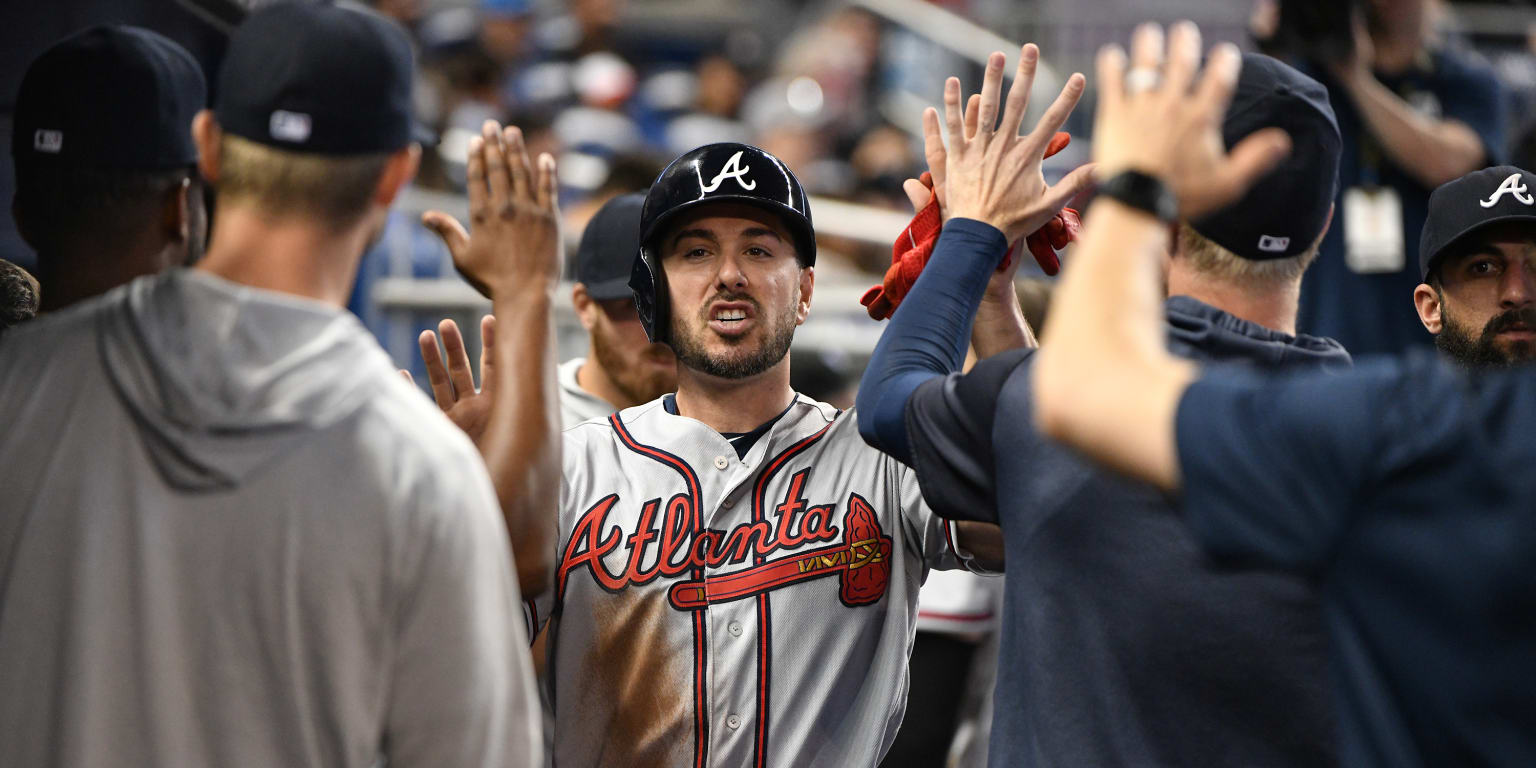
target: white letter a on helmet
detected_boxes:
[1480,173,1533,208]
[701,151,757,193]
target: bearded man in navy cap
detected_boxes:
[1413,165,1536,367]
[857,49,1347,765]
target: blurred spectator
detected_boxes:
[481,0,534,67]
[662,53,753,154]
[0,259,39,334]
[1259,0,1505,355]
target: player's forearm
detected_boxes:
[485,282,560,596]
[1033,200,1194,491]
[1341,73,1485,188]
[971,280,1036,358]
[856,219,1007,461]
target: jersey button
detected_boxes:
[726,714,741,730]
[728,621,743,637]
[713,455,729,470]
[722,496,735,509]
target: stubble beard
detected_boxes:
[591,324,676,406]
[669,292,797,380]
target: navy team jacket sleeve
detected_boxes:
[856,217,1008,463]
[1174,353,1462,571]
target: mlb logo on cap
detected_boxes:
[269,110,313,144]
[1257,235,1290,253]
[33,130,63,154]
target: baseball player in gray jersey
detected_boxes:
[517,143,1007,768]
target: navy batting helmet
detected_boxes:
[630,142,816,344]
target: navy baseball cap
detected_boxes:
[578,193,645,300]
[1189,53,1341,261]
[215,2,427,155]
[12,25,205,169]
[1419,166,1536,281]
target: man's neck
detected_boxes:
[194,204,368,307]
[36,240,179,313]
[672,359,795,433]
[1165,262,1300,335]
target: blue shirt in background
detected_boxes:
[1298,48,1504,356]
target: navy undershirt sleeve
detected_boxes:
[856,218,1008,463]
[901,348,1033,522]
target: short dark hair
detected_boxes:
[13,160,192,255]
[0,258,40,332]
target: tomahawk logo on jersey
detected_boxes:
[527,396,978,768]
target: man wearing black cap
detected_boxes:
[1413,165,1536,368]
[0,4,550,766]
[1030,21,1536,765]
[10,25,207,313]
[857,48,1345,764]
[562,193,678,423]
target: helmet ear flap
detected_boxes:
[629,244,669,345]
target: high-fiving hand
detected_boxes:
[422,120,562,298]
[416,315,497,448]
[1091,23,1291,219]
[939,44,1096,244]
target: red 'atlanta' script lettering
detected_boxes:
[557,468,840,599]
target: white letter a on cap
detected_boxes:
[1480,173,1533,208]
[701,151,756,193]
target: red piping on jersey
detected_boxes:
[750,422,833,768]
[942,518,960,558]
[610,412,710,768]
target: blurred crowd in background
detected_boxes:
[10,0,1536,391]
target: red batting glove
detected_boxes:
[860,132,1081,321]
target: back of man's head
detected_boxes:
[1180,53,1341,289]
[10,26,206,297]
[200,2,422,229]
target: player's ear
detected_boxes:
[572,283,599,330]
[192,110,221,183]
[373,144,421,208]
[160,176,192,245]
[796,264,814,326]
[1414,282,1444,334]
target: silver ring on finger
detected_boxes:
[1124,67,1160,95]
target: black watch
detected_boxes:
[1098,170,1178,223]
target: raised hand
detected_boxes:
[939,44,1096,244]
[1092,22,1291,219]
[423,120,561,299]
[418,315,497,448]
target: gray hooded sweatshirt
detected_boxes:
[0,270,540,767]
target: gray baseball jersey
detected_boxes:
[528,394,975,768]
[558,357,615,427]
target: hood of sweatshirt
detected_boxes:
[98,269,391,491]
[1165,294,1352,372]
